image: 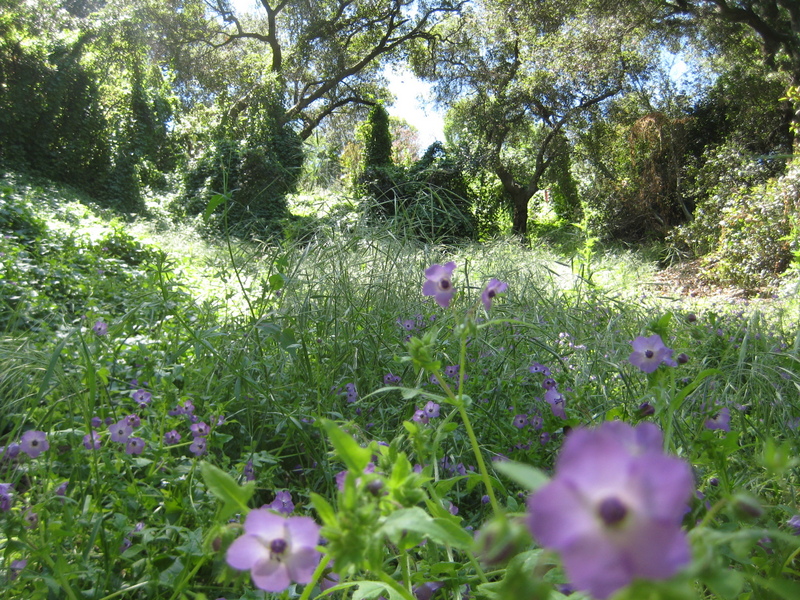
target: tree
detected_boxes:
[416,0,643,237]
[146,0,467,139]
[657,0,800,148]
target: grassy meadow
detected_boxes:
[2,173,800,600]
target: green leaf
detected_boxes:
[671,368,721,409]
[203,193,228,223]
[268,272,284,291]
[379,507,472,549]
[309,492,337,527]
[96,367,110,386]
[353,581,407,600]
[699,567,744,600]
[493,460,550,492]
[199,461,254,520]
[752,576,800,600]
[320,419,372,473]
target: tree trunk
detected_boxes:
[510,186,535,238]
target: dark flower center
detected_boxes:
[31,440,39,447]
[644,349,654,358]
[440,279,451,290]
[270,538,288,555]
[488,290,496,298]
[598,496,628,526]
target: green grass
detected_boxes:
[2,174,800,599]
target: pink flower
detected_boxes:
[226,509,321,592]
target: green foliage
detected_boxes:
[363,104,393,169]
[544,133,581,223]
[670,156,800,288]
[0,175,160,333]
[684,64,792,157]
[401,142,477,242]
[181,96,303,236]
[0,31,117,203]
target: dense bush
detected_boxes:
[669,155,800,287]
[355,105,477,243]
[401,142,477,242]
[181,97,303,236]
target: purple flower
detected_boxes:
[544,388,566,419]
[413,582,445,600]
[226,509,321,592]
[444,364,460,379]
[83,431,101,450]
[705,407,730,432]
[383,373,401,385]
[24,510,39,528]
[92,320,108,336]
[320,568,340,592]
[244,460,256,482]
[787,515,800,535]
[56,481,68,496]
[163,430,182,445]
[0,483,13,512]
[637,402,656,417]
[335,469,348,492]
[2,442,21,459]
[529,362,551,376]
[399,318,417,332]
[110,420,133,443]
[628,334,677,374]
[527,421,694,599]
[513,414,528,429]
[9,558,26,581]
[132,389,152,407]
[424,401,441,419]
[542,377,557,390]
[91,416,102,428]
[190,422,210,437]
[412,409,429,425]
[125,437,145,455]
[125,414,141,429]
[20,430,49,458]
[481,278,508,311]
[422,262,456,308]
[266,490,295,515]
[189,437,207,456]
[343,383,358,403]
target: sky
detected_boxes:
[383,66,446,148]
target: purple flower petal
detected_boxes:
[527,421,693,599]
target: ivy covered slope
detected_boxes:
[0,174,168,335]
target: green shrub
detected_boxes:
[669,154,799,287]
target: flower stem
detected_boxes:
[458,403,500,514]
